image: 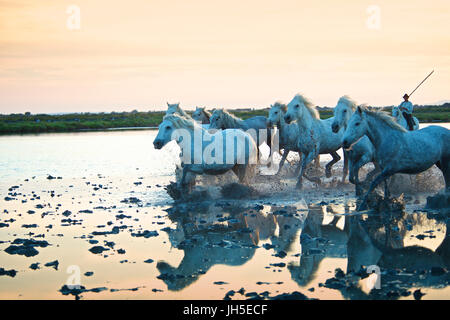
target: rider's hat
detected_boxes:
[403,93,409,100]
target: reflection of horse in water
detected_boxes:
[288,203,350,287]
[156,202,305,291]
[341,212,449,299]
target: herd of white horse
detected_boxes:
[153,94,450,210]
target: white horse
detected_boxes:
[153,115,258,188]
[342,106,450,210]
[284,94,348,189]
[166,102,192,118]
[331,96,380,194]
[209,109,273,163]
[192,107,211,125]
[267,102,320,175]
[167,103,211,130]
[392,106,419,131]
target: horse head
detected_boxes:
[267,102,286,127]
[153,114,194,149]
[209,109,224,129]
[284,94,311,124]
[342,106,368,150]
[332,96,356,133]
[166,102,181,116]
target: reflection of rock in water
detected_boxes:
[388,166,444,194]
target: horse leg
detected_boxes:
[293,151,303,176]
[314,155,321,168]
[276,149,289,175]
[342,150,349,183]
[297,152,320,189]
[266,128,273,167]
[325,151,341,178]
[358,169,394,211]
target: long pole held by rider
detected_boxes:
[399,70,434,131]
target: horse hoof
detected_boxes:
[325,169,332,178]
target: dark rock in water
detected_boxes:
[144,259,154,264]
[89,246,110,254]
[120,197,141,204]
[29,263,40,270]
[84,271,94,277]
[0,267,17,278]
[0,223,9,228]
[324,277,346,289]
[220,183,259,199]
[5,245,39,257]
[270,291,310,300]
[45,260,59,270]
[213,281,228,285]
[335,268,346,279]
[62,210,72,217]
[22,224,38,229]
[413,289,425,300]
[273,251,287,258]
[131,230,159,238]
[426,192,450,210]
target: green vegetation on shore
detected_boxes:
[1,104,449,135]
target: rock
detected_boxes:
[0,267,17,277]
[144,259,154,264]
[62,210,72,217]
[84,271,94,277]
[29,263,40,270]
[45,260,59,270]
[413,289,425,300]
[89,246,110,254]
[131,230,159,238]
[270,291,310,300]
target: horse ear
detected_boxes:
[167,102,170,107]
[357,106,363,115]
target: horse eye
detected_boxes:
[355,123,360,126]
[295,104,299,108]
[274,111,278,114]
[343,110,347,113]
[166,125,172,130]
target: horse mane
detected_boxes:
[163,114,201,131]
[168,104,191,118]
[215,109,243,127]
[294,94,320,119]
[338,95,357,110]
[361,106,408,132]
[198,107,211,120]
[272,102,287,113]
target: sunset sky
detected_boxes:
[0,0,449,114]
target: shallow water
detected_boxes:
[0,125,449,300]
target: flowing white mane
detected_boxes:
[294,94,320,119]
[196,107,211,120]
[361,106,408,132]
[163,114,202,131]
[338,95,357,110]
[213,109,244,127]
[167,104,191,118]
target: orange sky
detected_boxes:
[0,0,449,113]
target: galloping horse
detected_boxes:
[392,106,419,131]
[284,94,348,189]
[267,102,320,175]
[331,96,379,194]
[209,109,273,164]
[342,106,450,210]
[153,115,258,188]
[192,107,211,125]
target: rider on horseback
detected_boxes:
[399,94,415,131]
